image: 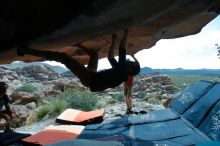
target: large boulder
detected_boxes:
[0,66,19,81]
[52,80,85,92]
[134,75,176,94]
[20,65,60,81]
[11,92,39,105]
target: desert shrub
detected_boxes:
[15,68,22,76]
[63,89,99,111]
[36,105,51,120]
[50,99,68,116]
[15,83,37,93]
[173,86,180,93]
[26,112,37,125]
[112,92,124,102]
[143,92,157,101]
[135,91,145,99]
[148,98,162,105]
[107,99,117,105]
[35,98,67,121]
[96,102,105,109]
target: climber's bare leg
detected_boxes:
[119,29,128,64]
[17,47,91,86]
[119,29,128,50]
[108,33,117,60]
[75,44,98,72]
[108,33,118,67]
[124,84,133,114]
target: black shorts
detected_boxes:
[89,67,127,92]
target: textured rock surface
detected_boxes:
[20,65,60,81]
[0,0,219,65]
[0,65,174,129]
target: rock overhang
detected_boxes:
[0,0,219,65]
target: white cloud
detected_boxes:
[43,61,67,68]
[134,15,220,69]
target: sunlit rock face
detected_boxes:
[0,0,219,65]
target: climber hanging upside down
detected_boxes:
[17,29,140,93]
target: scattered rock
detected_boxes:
[11,105,30,125]
[52,81,84,92]
[163,98,173,108]
[44,89,62,97]
[104,100,164,120]
[0,65,178,131]
[11,92,39,104]
[25,102,37,110]
[20,65,60,82]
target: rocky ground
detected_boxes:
[15,100,164,134]
[0,62,177,133]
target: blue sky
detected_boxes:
[46,15,220,70]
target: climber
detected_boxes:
[123,56,139,114]
[17,29,140,92]
[0,82,15,132]
[106,31,140,114]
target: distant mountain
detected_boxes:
[1,61,29,69]
[44,64,68,74]
[140,67,153,74]
[141,67,220,76]
[1,61,68,74]
[3,61,220,76]
[60,70,76,78]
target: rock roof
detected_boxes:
[0,0,219,65]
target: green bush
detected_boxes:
[112,93,124,102]
[64,89,99,111]
[36,98,68,120]
[15,83,37,93]
[51,99,68,116]
[35,89,101,121]
[37,105,51,120]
